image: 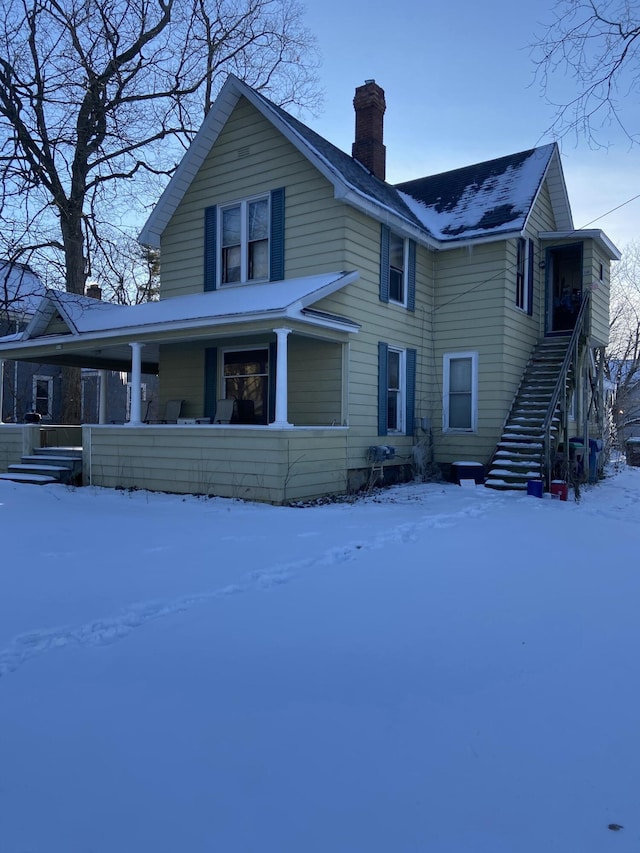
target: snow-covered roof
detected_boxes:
[0,272,359,360]
[396,145,566,241]
[139,74,575,251]
[0,262,45,317]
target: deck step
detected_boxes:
[8,464,73,483]
[0,472,58,485]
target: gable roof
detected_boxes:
[396,144,572,241]
[0,262,45,318]
[139,75,573,250]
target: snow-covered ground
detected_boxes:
[1,466,639,852]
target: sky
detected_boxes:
[302,0,640,251]
[1,465,639,851]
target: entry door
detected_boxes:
[546,244,583,334]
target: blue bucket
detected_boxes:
[527,480,543,498]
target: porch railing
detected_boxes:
[541,292,591,488]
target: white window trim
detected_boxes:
[389,234,408,307]
[32,374,53,420]
[516,237,532,313]
[443,351,478,433]
[220,345,270,419]
[387,346,406,434]
[217,194,270,286]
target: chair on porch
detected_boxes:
[213,398,234,424]
[145,398,184,424]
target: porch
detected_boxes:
[0,422,350,503]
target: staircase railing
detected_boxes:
[541,292,591,488]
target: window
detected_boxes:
[378,343,416,436]
[443,353,478,432]
[386,348,405,432]
[220,196,269,285]
[222,348,269,424]
[389,232,406,304]
[516,237,534,314]
[32,375,53,419]
[379,225,416,310]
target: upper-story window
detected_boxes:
[204,188,285,292]
[516,237,534,315]
[379,224,416,310]
[389,233,407,304]
[220,196,269,285]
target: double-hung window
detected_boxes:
[443,352,478,432]
[220,196,269,285]
[386,347,405,432]
[380,225,416,310]
[378,343,416,436]
[516,237,534,314]
[389,232,407,304]
[32,375,53,419]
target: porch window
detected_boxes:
[516,237,534,314]
[223,348,269,424]
[443,352,478,432]
[32,375,53,419]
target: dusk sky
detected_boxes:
[303,0,640,250]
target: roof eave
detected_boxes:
[539,229,621,260]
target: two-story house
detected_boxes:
[0,75,619,501]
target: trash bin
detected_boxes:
[569,437,585,478]
[588,438,603,483]
[527,479,543,498]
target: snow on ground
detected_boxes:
[0,466,639,852]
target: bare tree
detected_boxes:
[0,0,319,420]
[608,242,640,441]
[532,0,640,145]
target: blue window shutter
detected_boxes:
[204,347,218,419]
[270,188,285,282]
[406,349,416,435]
[268,341,277,422]
[378,341,388,436]
[527,238,534,316]
[204,206,217,292]
[379,225,390,303]
[407,240,416,312]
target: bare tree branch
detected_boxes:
[532,0,640,145]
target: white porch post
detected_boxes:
[128,343,143,426]
[271,327,293,428]
[0,359,4,422]
[98,369,108,425]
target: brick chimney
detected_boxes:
[352,79,386,181]
[85,282,102,300]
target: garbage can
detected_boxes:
[588,438,603,483]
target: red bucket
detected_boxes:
[550,480,568,501]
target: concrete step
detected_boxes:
[35,446,82,458]
[21,454,82,475]
[0,472,58,485]
[8,463,73,483]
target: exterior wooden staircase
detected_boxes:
[485,336,572,491]
[0,446,83,486]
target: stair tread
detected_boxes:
[0,473,58,484]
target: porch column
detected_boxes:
[98,369,108,425]
[0,359,4,422]
[271,327,293,428]
[128,342,143,426]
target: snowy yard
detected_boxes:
[1,467,639,852]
